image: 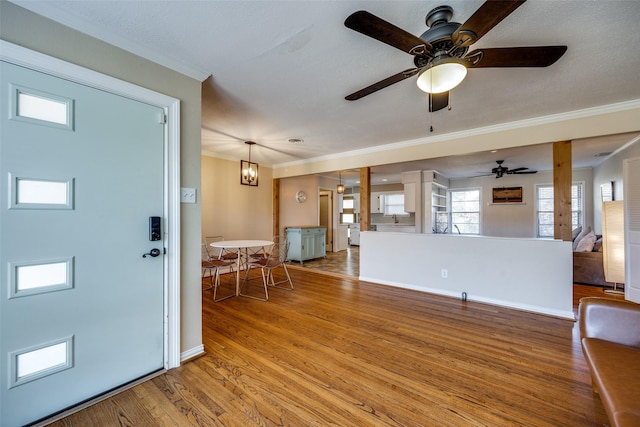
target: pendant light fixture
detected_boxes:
[337,171,345,194]
[240,141,258,186]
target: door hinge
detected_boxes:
[158,113,167,124]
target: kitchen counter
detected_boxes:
[373,224,415,233]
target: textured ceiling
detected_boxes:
[13,0,640,184]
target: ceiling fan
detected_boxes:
[343,0,567,111]
[488,160,537,178]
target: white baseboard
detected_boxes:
[181,345,205,363]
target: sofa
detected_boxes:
[572,226,608,286]
[579,297,640,426]
[574,250,606,286]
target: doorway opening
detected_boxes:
[319,190,334,252]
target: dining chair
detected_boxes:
[201,243,235,302]
[247,235,281,262]
[263,240,293,291]
[205,235,240,263]
[241,241,293,301]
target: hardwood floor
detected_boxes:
[48,265,620,426]
[287,245,360,277]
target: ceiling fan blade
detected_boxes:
[345,11,432,55]
[466,46,567,68]
[513,170,538,174]
[452,0,526,47]
[345,68,418,101]
[429,91,449,112]
[508,167,529,173]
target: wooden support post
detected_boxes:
[360,167,371,232]
[273,178,280,238]
[553,141,572,241]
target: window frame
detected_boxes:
[340,195,356,224]
[535,182,584,238]
[382,193,408,217]
[448,187,481,235]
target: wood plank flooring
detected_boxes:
[48,266,619,426]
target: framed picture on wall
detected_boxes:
[492,186,523,203]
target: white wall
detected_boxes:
[593,138,640,234]
[449,168,593,237]
[201,155,273,241]
[360,232,574,319]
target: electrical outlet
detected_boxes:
[441,269,448,279]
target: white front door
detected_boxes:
[1,61,166,426]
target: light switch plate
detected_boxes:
[180,187,196,204]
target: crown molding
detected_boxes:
[273,99,640,170]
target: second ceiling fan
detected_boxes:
[488,160,537,179]
[344,0,567,111]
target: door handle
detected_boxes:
[142,248,161,258]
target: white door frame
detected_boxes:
[0,40,181,369]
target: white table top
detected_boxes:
[210,240,273,249]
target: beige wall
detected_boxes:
[201,155,273,240]
[279,175,322,236]
[1,1,203,354]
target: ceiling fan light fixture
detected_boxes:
[416,57,467,94]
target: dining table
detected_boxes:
[210,239,274,297]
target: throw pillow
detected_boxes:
[573,225,591,250]
[575,231,597,252]
[572,226,582,241]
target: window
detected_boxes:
[382,193,407,216]
[341,196,355,224]
[342,199,354,210]
[536,183,583,238]
[449,189,480,234]
[11,85,74,130]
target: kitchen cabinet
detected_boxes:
[286,227,326,263]
[352,193,360,213]
[372,191,408,215]
[371,192,383,213]
[403,182,416,212]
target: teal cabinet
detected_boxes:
[286,227,326,263]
